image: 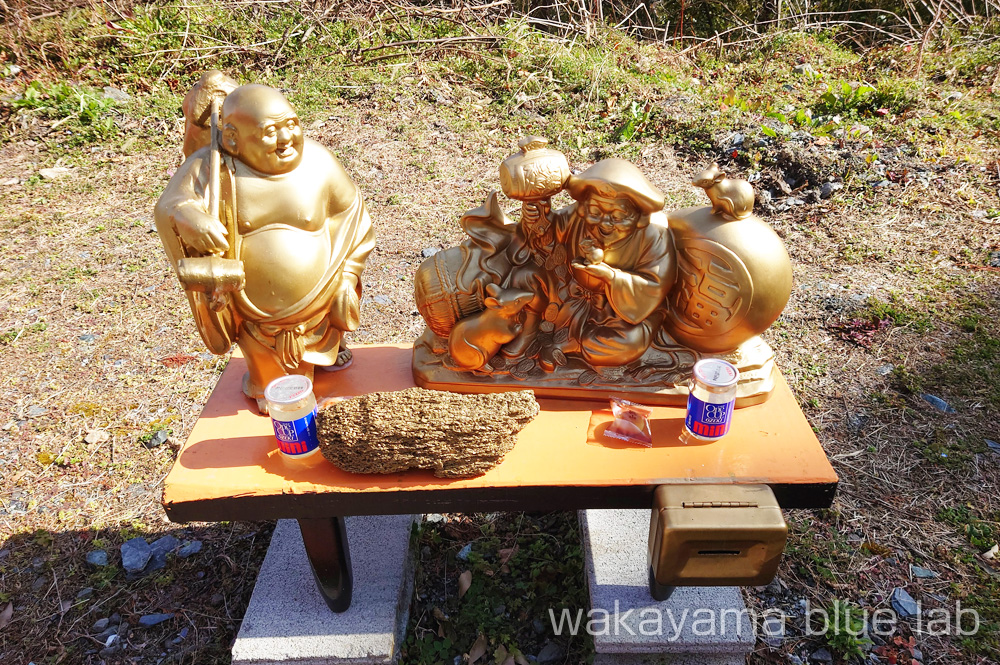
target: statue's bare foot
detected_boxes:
[243,372,269,414]
[320,348,353,372]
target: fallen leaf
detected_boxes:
[494,644,508,663]
[513,650,529,665]
[84,429,110,445]
[498,545,519,563]
[458,570,472,599]
[160,354,197,368]
[467,633,488,664]
[501,658,515,665]
[0,602,12,628]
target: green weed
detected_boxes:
[10,81,118,143]
[938,505,998,551]
[817,600,872,661]
[402,513,592,664]
[860,295,932,333]
[613,100,652,142]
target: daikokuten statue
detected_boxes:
[413,137,792,406]
[155,80,375,412]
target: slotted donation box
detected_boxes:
[647,484,788,600]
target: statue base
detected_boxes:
[411,329,777,407]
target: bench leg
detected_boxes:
[297,517,353,613]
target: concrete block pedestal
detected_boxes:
[232,516,418,665]
[581,509,755,665]
[234,509,757,665]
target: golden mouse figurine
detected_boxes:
[692,162,755,221]
[447,284,534,371]
[155,80,375,412]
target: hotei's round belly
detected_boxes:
[240,225,332,315]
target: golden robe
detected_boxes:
[552,207,675,365]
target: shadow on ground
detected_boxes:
[0,521,274,664]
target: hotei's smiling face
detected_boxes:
[222,85,304,175]
[583,193,640,247]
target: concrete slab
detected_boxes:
[232,515,418,665]
[581,509,755,656]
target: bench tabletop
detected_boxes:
[163,345,838,522]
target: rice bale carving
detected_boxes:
[412,139,792,406]
[316,388,539,478]
[155,76,375,412]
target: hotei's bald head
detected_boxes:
[222,84,304,175]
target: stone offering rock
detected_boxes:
[316,388,538,478]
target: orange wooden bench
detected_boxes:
[162,344,838,611]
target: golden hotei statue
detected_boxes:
[413,137,792,405]
[155,76,375,412]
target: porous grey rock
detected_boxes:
[317,388,539,477]
[120,537,151,573]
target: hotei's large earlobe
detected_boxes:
[222,125,238,154]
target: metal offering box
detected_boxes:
[647,484,787,600]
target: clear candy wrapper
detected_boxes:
[604,397,653,447]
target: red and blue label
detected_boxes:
[271,410,319,456]
[685,395,734,439]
